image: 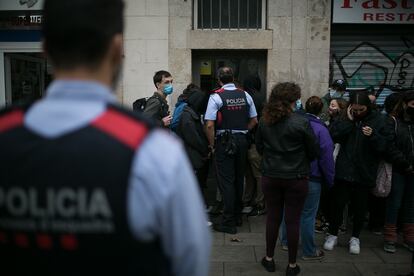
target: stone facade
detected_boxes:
[122,0,331,108]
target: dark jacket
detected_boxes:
[306,114,335,187]
[329,110,388,187]
[384,116,413,173]
[143,92,169,125]
[255,113,319,179]
[176,92,209,169]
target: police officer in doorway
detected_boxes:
[0,0,210,275]
[205,67,258,234]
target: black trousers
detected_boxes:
[214,133,248,226]
[328,180,370,238]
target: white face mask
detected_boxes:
[329,88,337,97]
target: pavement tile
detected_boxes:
[212,231,225,246]
[209,262,224,276]
[224,233,265,246]
[371,247,412,264]
[322,246,383,263]
[211,246,256,262]
[247,216,266,233]
[299,262,361,276]
[354,263,411,276]
[224,262,286,276]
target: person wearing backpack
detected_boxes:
[176,84,210,203]
[142,70,173,127]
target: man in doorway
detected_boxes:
[143,70,173,127]
[0,0,210,275]
[205,66,258,234]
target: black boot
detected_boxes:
[286,264,300,276]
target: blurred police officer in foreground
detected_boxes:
[0,0,210,275]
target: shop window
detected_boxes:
[195,0,266,30]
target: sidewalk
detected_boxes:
[209,215,412,276]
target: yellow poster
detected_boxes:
[200,60,211,75]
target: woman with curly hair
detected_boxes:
[256,82,319,275]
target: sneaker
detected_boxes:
[302,250,325,261]
[286,264,300,276]
[281,244,288,251]
[349,237,360,255]
[384,241,396,253]
[213,224,237,234]
[323,235,338,251]
[242,206,253,214]
[261,257,275,272]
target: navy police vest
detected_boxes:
[216,88,249,131]
[0,104,171,276]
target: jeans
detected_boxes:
[281,180,321,256]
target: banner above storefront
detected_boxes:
[333,0,414,24]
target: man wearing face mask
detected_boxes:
[143,70,173,127]
[0,0,211,275]
[324,91,388,255]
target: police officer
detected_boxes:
[205,67,258,234]
[0,0,210,275]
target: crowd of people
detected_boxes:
[140,66,414,275]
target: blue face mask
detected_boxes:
[295,99,302,111]
[163,84,173,95]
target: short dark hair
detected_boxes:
[305,96,323,116]
[153,70,172,88]
[42,0,124,70]
[217,67,234,84]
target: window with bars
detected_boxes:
[195,0,266,30]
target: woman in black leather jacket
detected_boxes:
[256,82,318,276]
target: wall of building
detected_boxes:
[122,0,169,105]
[122,0,332,107]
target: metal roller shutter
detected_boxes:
[330,24,414,103]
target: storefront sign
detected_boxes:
[0,12,42,30]
[333,0,414,24]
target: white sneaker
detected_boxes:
[323,235,338,251]
[349,237,360,254]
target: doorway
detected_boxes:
[192,50,267,98]
[4,52,51,106]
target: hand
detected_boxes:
[162,115,172,126]
[347,106,353,121]
[362,126,373,137]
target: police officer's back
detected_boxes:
[0,0,210,275]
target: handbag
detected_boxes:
[372,160,392,197]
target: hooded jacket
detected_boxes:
[176,90,209,169]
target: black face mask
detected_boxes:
[352,110,368,121]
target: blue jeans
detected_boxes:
[281,180,321,256]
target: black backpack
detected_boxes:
[132,97,149,112]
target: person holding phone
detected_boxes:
[324,91,388,255]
